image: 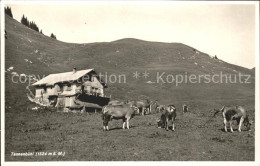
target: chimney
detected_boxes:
[73,67,77,73]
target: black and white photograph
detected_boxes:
[1,1,259,165]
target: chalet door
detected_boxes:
[70,97,74,107]
[65,97,70,107]
[86,86,91,93]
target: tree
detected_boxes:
[25,17,29,27]
[21,15,39,32]
[5,6,13,18]
[21,15,26,25]
[20,14,56,39]
[21,15,25,25]
[29,21,39,32]
[21,15,29,27]
[50,33,57,39]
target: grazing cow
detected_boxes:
[108,100,125,106]
[157,105,177,131]
[214,106,252,133]
[154,100,165,113]
[183,104,188,113]
[102,104,139,131]
[127,99,153,115]
[155,105,165,113]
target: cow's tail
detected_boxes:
[101,111,109,122]
[102,112,109,127]
[101,106,105,119]
[101,112,105,120]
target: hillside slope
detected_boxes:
[5,15,255,108]
[4,14,255,162]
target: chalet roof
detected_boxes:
[32,69,94,86]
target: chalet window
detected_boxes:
[56,85,60,92]
[67,84,72,91]
[43,87,47,92]
[89,75,92,82]
[60,85,63,92]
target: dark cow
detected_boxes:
[102,104,139,131]
[214,106,252,133]
[183,104,188,113]
[157,105,177,131]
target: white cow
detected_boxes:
[215,106,252,133]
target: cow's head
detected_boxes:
[167,105,176,113]
[131,106,139,114]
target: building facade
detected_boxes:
[32,68,110,111]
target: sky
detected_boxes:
[7,2,257,69]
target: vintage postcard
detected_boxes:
[1,1,259,165]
